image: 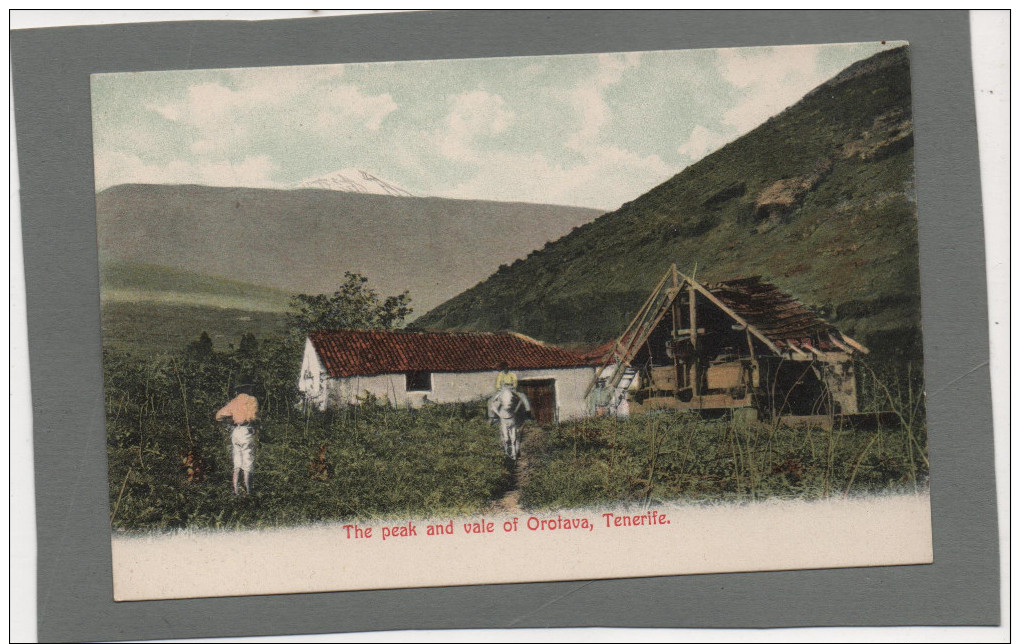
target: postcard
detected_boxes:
[91,41,932,601]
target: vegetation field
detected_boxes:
[104,316,926,533]
[108,404,510,532]
[520,410,928,510]
[101,300,290,356]
[105,339,511,532]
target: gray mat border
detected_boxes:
[11,10,999,642]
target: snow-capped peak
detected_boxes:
[295,168,414,197]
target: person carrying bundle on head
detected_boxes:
[215,383,258,496]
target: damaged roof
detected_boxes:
[309,328,592,378]
[701,275,862,354]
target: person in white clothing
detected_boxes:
[215,384,258,495]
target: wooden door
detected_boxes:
[519,379,557,424]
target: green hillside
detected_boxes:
[99,261,293,354]
[100,260,294,312]
[417,47,922,363]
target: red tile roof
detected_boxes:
[568,340,619,365]
[309,329,592,378]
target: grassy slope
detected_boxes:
[99,261,294,355]
[101,260,294,311]
[417,47,922,363]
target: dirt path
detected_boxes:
[487,427,540,513]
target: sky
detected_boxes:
[91,41,899,211]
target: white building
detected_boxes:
[298,329,597,422]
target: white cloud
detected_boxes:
[232,65,346,103]
[145,76,396,145]
[315,84,398,133]
[102,69,399,188]
[435,90,514,162]
[677,125,732,160]
[425,53,671,208]
[566,52,642,150]
[93,45,877,206]
[145,102,180,121]
[717,45,829,131]
[146,82,239,134]
[94,150,280,190]
[437,144,674,210]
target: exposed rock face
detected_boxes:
[841,108,913,162]
[753,158,833,224]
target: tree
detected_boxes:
[185,331,214,360]
[238,332,259,358]
[287,272,413,335]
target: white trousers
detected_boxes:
[230,425,255,473]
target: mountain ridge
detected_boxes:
[95,186,603,315]
[294,168,414,196]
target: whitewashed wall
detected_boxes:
[297,338,330,409]
[298,338,595,421]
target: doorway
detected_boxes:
[518,379,557,424]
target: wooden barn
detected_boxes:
[587,265,869,424]
[299,329,596,422]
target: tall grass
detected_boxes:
[521,410,927,509]
[105,341,510,533]
[104,334,928,531]
[855,357,928,488]
[108,401,510,532]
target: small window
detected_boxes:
[406,371,432,392]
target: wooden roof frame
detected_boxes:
[585,265,868,397]
[679,272,782,355]
[681,271,868,357]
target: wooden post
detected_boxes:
[670,265,679,338]
[671,265,681,393]
[689,282,698,396]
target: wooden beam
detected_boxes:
[618,267,672,351]
[826,333,852,353]
[688,283,701,395]
[585,265,677,397]
[802,342,826,358]
[674,328,705,336]
[671,272,679,345]
[837,332,870,354]
[680,273,783,355]
[688,285,697,350]
[584,267,673,396]
[784,340,810,358]
[637,288,682,353]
